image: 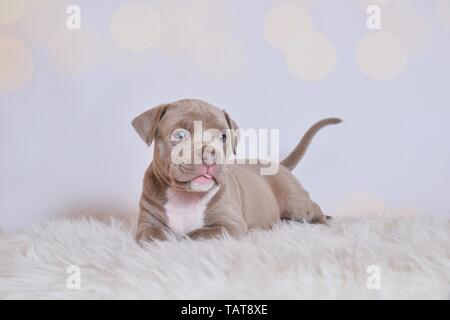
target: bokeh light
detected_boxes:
[176,0,230,33]
[361,0,391,5]
[356,32,407,80]
[0,36,33,90]
[47,29,103,75]
[437,0,450,28]
[156,8,203,60]
[154,0,233,62]
[353,0,391,9]
[16,0,68,46]
[110,2,162,52]
[103,41,154,73]
[383,7,430,56]
[263,5,313,51]
[193,33,246,80]
[285,32,336,81]
[273,0,318,10]
[0,0,28,26]
[334,191,387,216]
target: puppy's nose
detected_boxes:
[202,145,216,165]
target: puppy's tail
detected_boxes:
[281,118,342,171]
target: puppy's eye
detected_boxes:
[219,133,227,143]
[172,129,189,142]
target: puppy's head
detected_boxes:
[132,99,239,192]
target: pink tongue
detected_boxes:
[192,175,212,184]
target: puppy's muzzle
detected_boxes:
[202,144,217,166]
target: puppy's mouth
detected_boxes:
[190,174,215,185]
[169,164,220,191]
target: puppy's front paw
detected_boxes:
[186,226,228,240]
[135,224,169,244]
[309,214,330,225]
[306,202,330,225]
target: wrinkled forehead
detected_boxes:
[159,103,227,132]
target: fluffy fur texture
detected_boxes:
[1,213,449,299]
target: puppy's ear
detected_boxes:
[132,104,170,146]
[223,110,240,155]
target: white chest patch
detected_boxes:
[164,186,219,239]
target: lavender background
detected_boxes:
[1,0,450,229]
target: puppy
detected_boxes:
[132,99,341,242]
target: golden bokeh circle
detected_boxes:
[263,5,313,51]
[285,32,336,81]
[0,36,34,91]
[47,29,103,75]
[193,33,246,80]
[156,9,203,59]
[0,0,27,26]
[110,2,162,52]
[356,32,407,80]
[437,0,450,28]
[383,7,430,56]
[334,191,387,217]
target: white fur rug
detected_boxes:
[1,213,449,299]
